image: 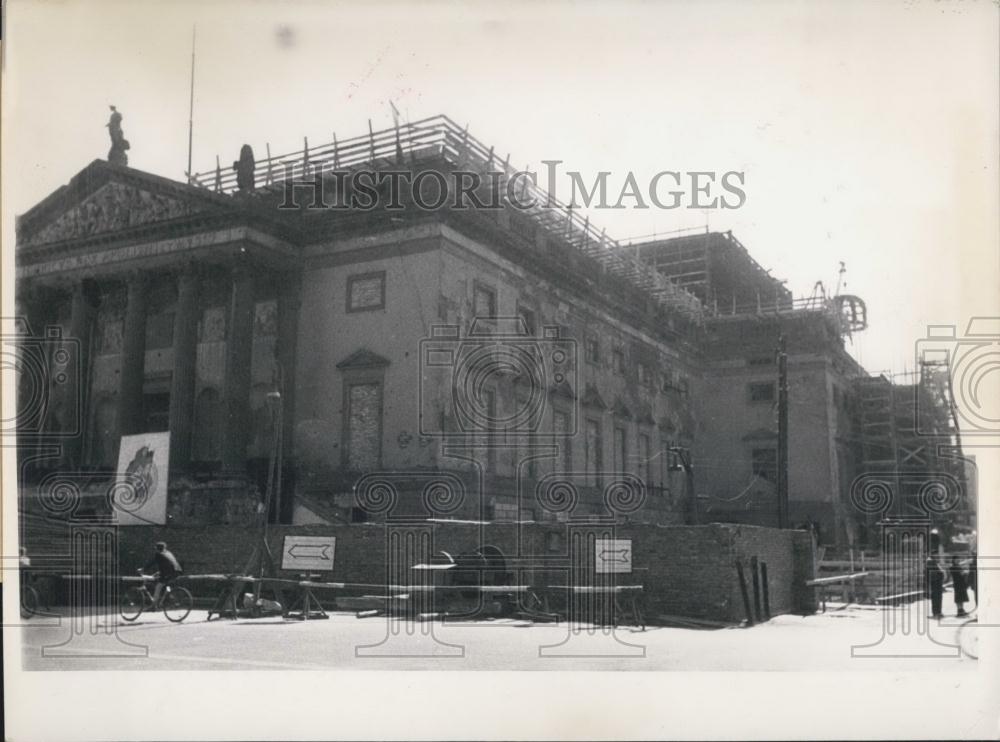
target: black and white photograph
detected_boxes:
[2,1,998,739]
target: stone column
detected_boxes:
[118,273,148,436]
[14,283,54,435]
[15,283,58,479]
[221,266,255,473]
[168,265,200,473]
[61,280,97,468]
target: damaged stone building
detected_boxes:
[14,115,971,547]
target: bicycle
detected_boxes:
[120,572,193,623]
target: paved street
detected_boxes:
[18,600,979,672]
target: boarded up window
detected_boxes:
[97,319,123,354]
[347,383,382,470]
[347,272,385,312]
[199,306,226,342]
[253,299,278,338]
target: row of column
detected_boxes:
[23,261,300,477]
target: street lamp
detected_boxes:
[667,446,697,525]
[265,390,283,527]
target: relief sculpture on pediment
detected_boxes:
[21,181,200,247]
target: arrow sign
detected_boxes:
[598,548,631,564]
[594,538,633,574]
[281,536,336,571]
[288,544,331,560]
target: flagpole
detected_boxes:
[186,26,197,182]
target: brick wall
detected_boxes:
[108,521,815,623]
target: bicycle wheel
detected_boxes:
[958,618,978,660]
[163,586,193,623]
[120,587,146,622]
[20,585,39,619]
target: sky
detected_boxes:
[3,0,998,378]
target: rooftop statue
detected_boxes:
[233,144,256,193]
[107,105,130,166]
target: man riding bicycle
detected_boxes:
[142,542,183,609]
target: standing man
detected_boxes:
[926,528,946,620]
[968,531,978,609]
[949,555,970,617]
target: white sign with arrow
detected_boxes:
[594,538,633,574]
[281,535,337,571]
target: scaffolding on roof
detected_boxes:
[189,115,705,323]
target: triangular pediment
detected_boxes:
[16,160,234,248]
[337,348,391,370]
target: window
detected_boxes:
[473,283,497,319]
[346,382,382,469]
[748,356,774,367]
[97,318,123,354]
[638,434,651,485]
[585,336,600,364]
[517,304,537,336]
[662,369,676,392]
[751,447,777,482]
[199,306,226,342]
[553,409,572,472]
[748,381,776,403]
[253,299,278,338]
[638,362,651,387]
[612,347,626,375]
[346,271,386,312]
[585,419,603,486]
[613,427,627,473]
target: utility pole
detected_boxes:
[186,26,197,182]
[669,447,697,525]
[776,334,789,528]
